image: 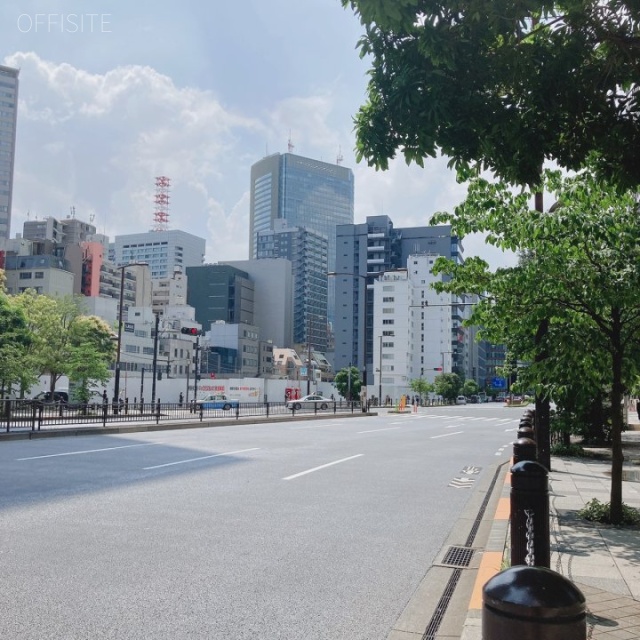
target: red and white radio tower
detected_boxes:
[153,176,171,231]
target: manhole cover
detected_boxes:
[441,546,475,567]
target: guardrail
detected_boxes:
[0,398,363,434]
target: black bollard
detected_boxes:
[483,566,585,640]
[517,423,535,437]
[513,437,537,464]
[511,460,550,568]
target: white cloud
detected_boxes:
[7,51,262,253]
[5,49,517,270]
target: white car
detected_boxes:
[456,395,467,405]
[287,394,332,411]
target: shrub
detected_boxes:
[578,498,640,525]
[551,442,585,457]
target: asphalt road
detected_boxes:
[0,405,519,640]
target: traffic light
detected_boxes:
[433,367,443,371]
[181,327,201,336]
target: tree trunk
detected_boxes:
[609,312,624,525]
[533,188,552,470]
[535,318,551,470]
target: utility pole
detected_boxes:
[194,335,201,400]
[151,312,159,404]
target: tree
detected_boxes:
[431,166,640,524]
[462,379,480,397]
[0,291,35,398]
[334,366,362,401]
[409,377,433,403]
[434,373,462,403]
[67,315,116,405]
[12,292,115,398]
[341,0,640,188]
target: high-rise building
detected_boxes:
[0,65,19,241]
[111,229,205,280]
[333,215,464,381]
[249,152,354,324]
[255,220,328,352]
[372,254,461,402]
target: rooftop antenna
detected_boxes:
[336,146,343,165]
[287,130,294,153]
[153,176,171,232]
[69,205,76,218]
[89,212,95,224]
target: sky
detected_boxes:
[2,0,516,268]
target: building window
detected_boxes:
[382,319,394,325]
[19,272,32,279]
[34,272,44,279]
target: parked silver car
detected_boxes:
[287,394,332,410]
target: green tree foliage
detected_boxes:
[334,366,362,401]
[0,291,35,396]
[68,315,116,404]
[462,379,480,397]
[409,377,433,403]
[430,166,640,524]
[13,291,80,393]
[12,292,116,398]
[342,0,640,188]
[434,373,462,402]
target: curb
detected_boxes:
[386,459,510,640]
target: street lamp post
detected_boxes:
[378,335,382,407]
[113,263,147,413]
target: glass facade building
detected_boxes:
[0,65,19,241]
[249,153,354,326]
[256,221,328,351]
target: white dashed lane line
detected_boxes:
[431,431,464,439]
[358,427,401,434]
[144,448,260,470]
[17,442,162,461]
[283,454,364,481]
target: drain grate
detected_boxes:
[442,546,475,568]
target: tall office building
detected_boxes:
[249,152,354,325]
[256,220,328,352]
[0,65,19,241]
[333,215,464,381]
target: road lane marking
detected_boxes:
[289,422,349,429]
[358,427,401,434]
[143,448,260,470]
[446,424,462,429]
[17,442,162,461]
[283,454,363,481]
[431,431,464,439]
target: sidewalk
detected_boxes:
[460,429,640,640]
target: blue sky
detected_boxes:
[2,0,515,266]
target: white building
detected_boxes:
[372,254,459,403]
[111,229,205,280]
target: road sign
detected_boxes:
[491,376,507,389]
